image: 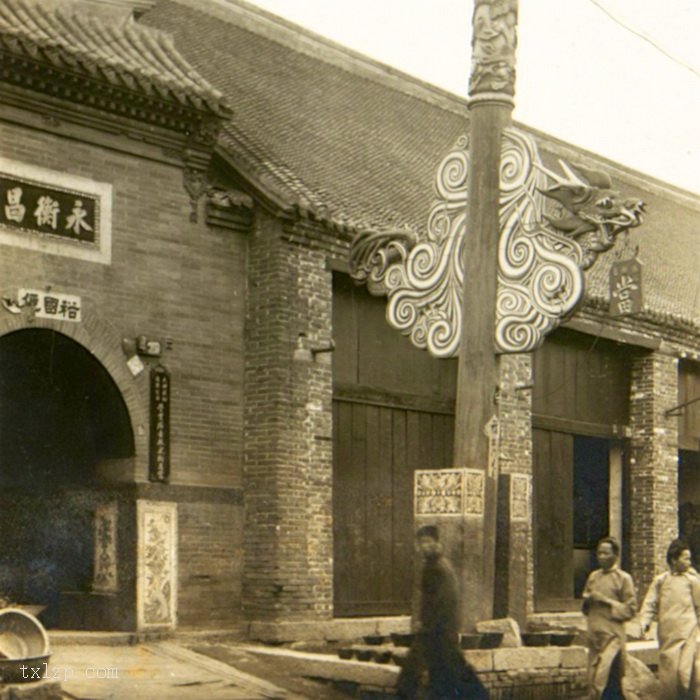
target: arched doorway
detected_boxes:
[0,328,134,627]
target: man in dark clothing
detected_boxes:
[396,525,489,700]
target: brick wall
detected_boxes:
[466,646,588,699]
[0,120,246,487]
[629,351,680,594]
[243,213,333,621]
[0,117,247,627]
[178,501,243,628]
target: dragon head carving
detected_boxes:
[537,160,645,269]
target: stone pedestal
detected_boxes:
[414,468,496,630]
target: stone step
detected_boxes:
[243,642,592,697]
[49,630,136,646]
[243,644,400,689]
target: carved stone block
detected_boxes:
[93,502,118,593]
[414,468,485,517]
[137,500,177,630]
[510,473,530,522]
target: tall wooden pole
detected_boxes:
[453,0,518,628]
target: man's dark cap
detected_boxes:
[416,525,439,541]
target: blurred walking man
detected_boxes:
[396,525,488,700]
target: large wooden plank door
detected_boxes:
[533,428,574,611]
[333,399,454,617]
[332,272,456,616]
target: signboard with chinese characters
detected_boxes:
[0,157,112,264]
[18,288,82,322]
[610,258,643,317]
[149,366,171,483]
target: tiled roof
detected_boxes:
[0,0,228,117]
[584,185,700,328]
[142,0,469,231]
[142,0,699,330]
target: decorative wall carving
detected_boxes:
[349,129,645,356]
[510,473,530,522]
[137,500,177,630]
[464,469,486,516]
[93,502,118,593]
[414,468,485,517]
[415,469,464,515]
[190,117,223,148]
[182,167,209,223]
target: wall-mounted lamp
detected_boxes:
[122,335,164,377]
[293,333,336,362]
[122,335,163,358]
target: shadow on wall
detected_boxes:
[0,489,97,626]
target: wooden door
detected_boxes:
[533,428,574,611]
[333,398,454,617]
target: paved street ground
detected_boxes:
[20,638,598,699]
[188,642,388,700]
[47,641,297,699]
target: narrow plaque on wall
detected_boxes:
[149,365,171,483]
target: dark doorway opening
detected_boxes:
[573,436,610,597]
[534,431,625,610]
[679,450,700,566]
[0,329,134,626]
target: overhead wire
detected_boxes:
[587,0,700,80]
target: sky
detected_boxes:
[242,0,700,195]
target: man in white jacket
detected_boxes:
[639,539,700,700]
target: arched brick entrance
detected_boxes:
[0,315,146,629]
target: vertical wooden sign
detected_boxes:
[149,365,171,483]
[610,258,643,317]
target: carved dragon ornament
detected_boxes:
[349,128,645,356]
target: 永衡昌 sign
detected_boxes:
[149,366,171,483]
[0,157,112,264]
[1,176,97,242]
